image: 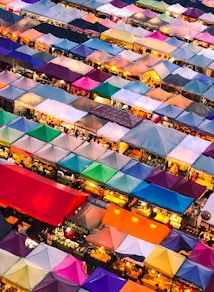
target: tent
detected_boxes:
[90,104,142,129]
[53,254,88,285]
[192,154,214,176]
[106,171,142,194]
[198,119,214,137]
[132,183,194,214]
[7,116,38,132]
[0,109,18,125]
[75,113,108,133]
[199,193,214,226]
[120,280,154,292]
[175,259,213,291]
[167,145,203,166]
[73,141,107,160]
[14,92,46,113]
[0,230,31,257]
[70,44,95,59]
[58,153,92,174]
[111,88,142,107]
[34,144,70,165]
[175,111,205,129]
[82,267,127,292]
[97,122,130,142]
[145,168,181,189]
[203,143,214,159]
[52,38,78,52]
[160,229,198,252]
[171,178,207,199]
[96,150,131,171]
[106,75,130,88]
[202,86,214,102]
[70,202,106,231]
[32,273,80,292]
[86,225,127,251]
[0,213,12,240]
[185,102,213,118]
[124,81,150,95]
[121,159,154,180]
[72,76,100,92]
[2,258,49,291]
[102,204,170,244]
[51,133,83,152]
[86,69,111,83]
[26,242,68,271]
[0,248,20,276]
[27,124,61,143]
[10,134,47,156]
[144,245,186,278]
[0,85,26,101]
[92,82,120,99]
[11,76,39,91]
[166,94,193,110]
[81,162,118,185]
[0,164,87,226]
[35,99,87,124]
[83,38,124,56]
[121,120,186,157]
[182,80,210,96]
[188,241,214,270]
[71,96,99,112]
[154,104,183,120]
[0,125,24,147]
[146,87,173,101]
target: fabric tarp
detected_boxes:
[171,178,206,200]
[71,96,99,112]
[0,248,20,276]
[145,168,181,189]
[73,141,107,160]
[175,111,205,129]
[0,125,24,147]
[51,133,83,152]
[58,153,92,174]
[120,280,154,292]
[188,241,214,270]
[102,204,170,244]
[27,124,61,143]
[96,150,131,171]
[192,154,214,176]
[34,144,70,165]
[8,116,38,132]
[0,164,87,226]
[97,122,130,142]
[0,109,18,125]
[121,160,154,180]
[92,82,120,99]
[75,114,108,133]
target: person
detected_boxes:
[19,223,27,234]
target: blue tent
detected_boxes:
[175,111,205,129]
[106,171,142,194]
[7,117,38,133]
[83,38,124,56]
[163,74,189,87]
[124,81,151,95]
[165,36,185,48]
[192,154,214,176]
[52,39,78,52]
[0,85,26,101]
[6,50,45,70]
[182,80,210,96]
[121,160,154,180]
[132,183,194,214]
[0,9,23,23]
[198,119,214,136]
[58,153,92,173]
[196,74,214,86]
[70,44,95,59]
[188,54,213,69]
[154,104,183,119]
[206,110,214,120]
[0,38,21,51]
[202,86,214,102]
[175,259,213,291]
[31,84,78,104]
[121,120,186,157]
[171,48,196,61]
[161,60,179,73]
[161,229,198,252]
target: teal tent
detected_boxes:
[58,153,92,173]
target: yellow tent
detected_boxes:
[144,245,185,278]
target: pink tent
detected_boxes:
[188,242,214,270]
[72,77,100,92]
[145,31,168,41]
[194,32,214,45]
[53,254,88,285]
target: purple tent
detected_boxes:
[70,44,95,59]
[145,168,181,189]
[171,178,206,200]
[0,230,31,257]
[35,63,82,83]
[182,8,204,18]
[33,273,80,292]
[188,242,214,270]
[110,0,128,8]
[86,69,112,82]
[203,143,214,159]
[82,267,127,292]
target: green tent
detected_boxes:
[136,0,157,9]
[92,82,120,99]
[0,126,24,147]
[152,1,169,13]
[81,161,118,184]
[0,109,18,126]
[27,124,61,143]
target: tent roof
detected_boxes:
[72,76,100,91]
[120,280,154,292]
[51,132,83,152]
[71,96,99,112]
[82,267,127,292]
[58,153,92,174]
[198,119,214,136]
[192,154,214,176]
[8,116,38,133]
[81,161,118,184]
[15,92,45,110]
[0,85,26,101]
[86,69,112,82]
[0,125,24,147]
[34,144,70,164]
[75,113,108,133]
[185,102,213,118]
[102,204,170,244]
[96,149,131,170]
[167,145,202,166]
[70,44,95,58]
[0,164,87,226]
[84,38,124,56]
[11,76,39,91]
[154,104,183,119]
[145,168,181,189]
[27,124,61,143]
[124,81,151,95]
[188,241,214,270]
[70,202,106,230]
[183,79,210,96]
[111,88,142,106]
[172,178,206,200]
[26,242,68,272]
[132,183,194,214]
[52,38,78,51]
[73,141,107,160]
[0,248,20,277]
[0,109,18,125]
[145,245,185,277]
[97,122,130,143]
[121,159,154,180]
[203,142,214,159]
[92,82,120,99]
[175,111,205,128]
[166,94,193,109]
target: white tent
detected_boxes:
[34,143,69,164]
[178,135,211,153]
[131,95,162,113]
[34,99,87,123]
[51,132,83,151]
[36,33,61,46]
[111,88,141,106]
[105,75,130,88]
[172,67,199,79]
[167,145,202,166]
[166,3,187,17]
[97,121,130,142]
[199,12,214,24]
[118,50,143,62]
[197,48,214,60]
[96,3,120,15]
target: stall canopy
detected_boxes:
[27,124,61,143]
[86,225,128,251]
[106,171,142,194]
[2,258,49,291]
[53,254,88,285]
[102,204,170,244]
[121,120,186,157]
[96,150,131,171]
[92,82,120,99]
[70,44,95,59]
[14,92,46,112]
[32,273,80,292]
[175,259,213,291]
[192,155,214,176]
[175,111,205,129]
[75,114,108,134]
[171,178,206,199]
[71,76,100,92]
[198,119,214,137]
[188,241,214,270]
[97,122,130,143]
[0,230,31,257]
[84,38,124,56]
[34,144,70,165]
[0,164,87,226]
[51,133,83,152]
[132,183,194,214]
[0,109,18,125]
[86,69,111,83]
[11,76,39,91]
[203,143,214,159]
[145,245,186,278]
[145,168,181,189]
[90,104,142,129]
[58,153,92,174]
[185,102,213,118]
[7,116,38,132]
[81,162,118,185]
[70,202,106,231]
[73,141,107,161]
[26,242,68,272]
[53,38,78,52]
[0,214,12,241]
[124,81,150,95]
[0,85,26,101]
[121,160,154,180]
[71,96,99,112]
[0,125,24,147]
[0,248,20,277]
[82,267,127,292]
[154,104,183,120]
[160,229,198,253]
[166,94,193,110]
[120,280,154,292]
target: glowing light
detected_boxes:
[150,223,157,229]
[132,216,139,223]
[114,209,120,215]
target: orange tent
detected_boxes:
[120,280,154,292]
[102,204,170,244]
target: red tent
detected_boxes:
[0,164,87,226]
